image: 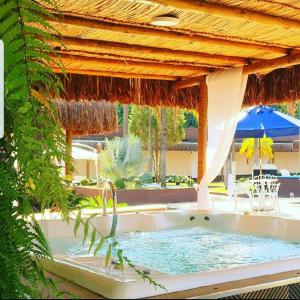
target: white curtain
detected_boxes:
[195,67,248,209]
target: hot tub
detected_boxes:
[39,211,300,299]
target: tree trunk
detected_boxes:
[147,108,153,174]
[160,108,167,188]
[65,130,73,180]
[123,104,129,137]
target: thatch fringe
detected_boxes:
[59,75,201,109]
[244,65,300,106]
[54,100,118,136]
[58,66,299,110]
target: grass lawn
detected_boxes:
[208,182,228,195]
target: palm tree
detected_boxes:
[101,136,152,189]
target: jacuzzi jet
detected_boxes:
[204,216,210,221]
[111,259,122,270]
[190,216,195,221]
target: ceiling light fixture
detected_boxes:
[151,14,179,27]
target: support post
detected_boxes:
[197,77,208,184]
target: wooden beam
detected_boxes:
[52,67,178,81]
[48,14,287,56]
[58,49,222,68]
[197,77,208,184]
[54,36,251,67]
[173,52,300,89]
[153,0,300,30]
[54,53,212,76]
[243,52,300,75]
[173,76,205,90]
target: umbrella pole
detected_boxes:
[259,138,263,176]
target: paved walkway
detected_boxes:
[170,194,300,220]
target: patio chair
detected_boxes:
[280,169,291,177]
[252,175,279,213]
[233,180,254,211]
[268,181,281,213]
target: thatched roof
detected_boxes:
[59,65,300,109]
[54,100,118,136]
[46,1,300,73]
[43,0,300,106]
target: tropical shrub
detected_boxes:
[166,175,194,186]
[100,136,152,189]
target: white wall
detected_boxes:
[73,150,300,179]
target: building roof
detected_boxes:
[74,127,300,152]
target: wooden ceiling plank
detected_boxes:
[153,0,300,30]
[58,49,227,68]
[55,53,213,75]
[53,36,253,66]
[48,14,288,56]
[52,67,178,80]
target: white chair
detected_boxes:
[233,180,254,211]
[268,181,281,213]
[280,169,291,176]
[252,175,279,213]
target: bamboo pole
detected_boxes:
[48,14,286,55]
[54,37,251,66]
[65,130,73,179]
[243,52,300,75]
[197,77,208,184]
[153,0,300,30]
[60,49,225,69]
[52,67,177,81]
[173,52,300,90]
[56,53,211,75]
[173,76,206,90]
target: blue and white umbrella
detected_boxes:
[235,105,300,139]
[235,105,300,175]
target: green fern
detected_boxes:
[0,0,70,298]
